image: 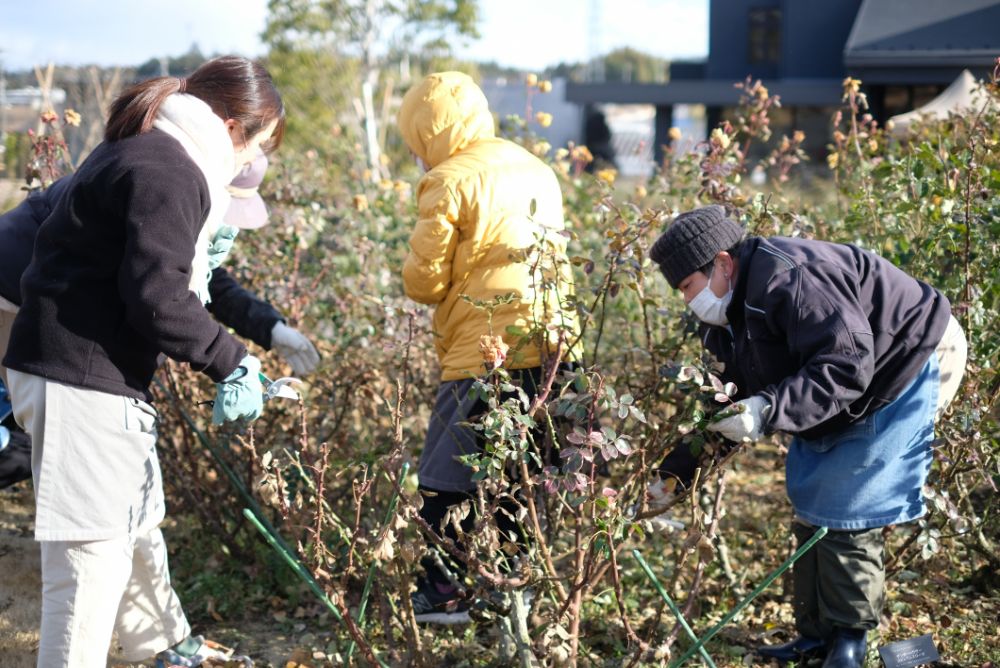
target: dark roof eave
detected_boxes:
[564,80,844,107]
[845,50,999,67]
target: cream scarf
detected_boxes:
[152,95,235,303]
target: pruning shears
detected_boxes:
[198,373,303,409]
[262,374,302,401]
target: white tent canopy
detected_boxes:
[889,69,992,135]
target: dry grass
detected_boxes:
[0,484,40,668]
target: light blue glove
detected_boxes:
[212,355,264,425]
[207,224,240,270]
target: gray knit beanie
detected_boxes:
[649,205,745,288]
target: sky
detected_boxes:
[0,0,709,73]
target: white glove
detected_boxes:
[647,477,675,511]
[706,395,771,442]
[641,478,686,533]
[270,322,320,376]
[624,478,685,534]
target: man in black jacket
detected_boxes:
[649,205,967,668]
[0,157,319,489]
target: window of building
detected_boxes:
[912,85,944,109]
[883,86,912,117]
[748,8,782,65]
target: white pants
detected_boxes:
[9,371,165,541]
[8,371,188,666]
[40,529,190,666]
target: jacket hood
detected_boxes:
[397,72,495,168]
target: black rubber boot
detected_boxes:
[757,635,827,662]
[822,628,867,667]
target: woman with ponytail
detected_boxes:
[3,56,284,668]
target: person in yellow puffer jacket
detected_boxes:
[397,71,580,623]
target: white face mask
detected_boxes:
[688,267,732,326]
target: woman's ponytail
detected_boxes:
[104,77,185,142]
[104,57,284,151]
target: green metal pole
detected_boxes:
[632,549,717,668]
[244,509,392,668]
[668,526,829,667]
[155,378,295,556]
[243,508,344,622]
[345,461,410,661]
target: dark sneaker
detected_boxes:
[411,577,471,624]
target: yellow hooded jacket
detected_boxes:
[397,72,579,381]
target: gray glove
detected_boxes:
[271,322,321,376]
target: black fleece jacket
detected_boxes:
[702,236,950,440]
[1,179,283,349]
[3,130,252,401]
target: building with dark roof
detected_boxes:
[567,0,1000,163]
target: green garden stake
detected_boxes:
[243,508,392,668]
[345,461,410,662]
[243,508,344,622]
[667,526,829,667]
[155,378,295,557]
[632,549,717,668]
